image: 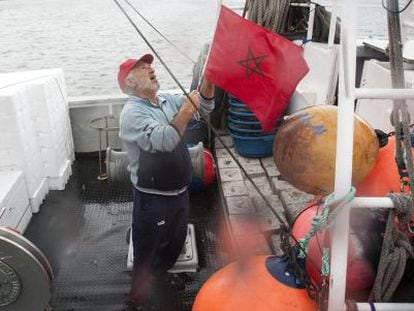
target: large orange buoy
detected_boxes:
[273,106,379,195]
[193,256,317,311]
[356,136,414,196]
[291,202,384,292]
[357,136,414,240]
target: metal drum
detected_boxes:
[105,147,130,183]
[0,227,53,310]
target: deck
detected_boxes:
[22,134,318,310]
[24,155,227,311]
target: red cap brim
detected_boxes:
[138,54,154,64]
[118,54,154,92]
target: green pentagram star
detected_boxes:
[237,48,266,79]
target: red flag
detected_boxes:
[205,6,309,132]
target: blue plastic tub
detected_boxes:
[228,106,251,114]
[228,120,263,131]
[229,101,248,108]
[227,113,258,124]
[227,116,261,125]
[231,133,274,158]
[228,123,265,134]
[228,108,256,117]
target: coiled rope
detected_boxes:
[243,0,291,33]
[370,193,414,302]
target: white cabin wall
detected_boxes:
[68,90,183,153]
[68,96,126,153]
[356,60,414,133]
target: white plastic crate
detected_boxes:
[0,170,32,233]
[30,76,74,189]
[0,86,47,212]
[0,69,74,192]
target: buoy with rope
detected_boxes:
[291,199,385,293]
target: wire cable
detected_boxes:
[124,0,196,64]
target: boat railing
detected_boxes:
[329,0,414,310]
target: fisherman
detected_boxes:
[118,53,214,309]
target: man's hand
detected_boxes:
[181,90,201,114]
[171,91,201,137]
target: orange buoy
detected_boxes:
[273,106,379,195]
[193,256,317,311]
[291,202,384,292]
[357,136,414,239]
[356,136,414,196]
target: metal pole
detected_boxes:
[387,0,406,91]
[355,88,414,99]
[98,129,103,177]
[328,0,357,309]
[350,197,394,209]
[105,116,109,149]
[328,0,337,47]
[307,3,316,41]
[356,303,414,311]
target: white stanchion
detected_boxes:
[306,3,316,41]
[351,197,395,209]
[356,303,414,311]
[328,1,337,47]
[355,88,414,99]
[329,0,357,310]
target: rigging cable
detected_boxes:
[113,0,324,284]
[123,0,195,64]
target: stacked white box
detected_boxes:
[0,86,48,213]
[0,69,74,197]
[0,170,32,233]
[28,73,74,190]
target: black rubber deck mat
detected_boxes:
[24,157,228,311]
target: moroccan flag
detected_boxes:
[204,6,309,132]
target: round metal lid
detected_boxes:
[0,229,52,310]
[0,227,54,281]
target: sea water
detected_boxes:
[0,0,387,96]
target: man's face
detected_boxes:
[128,60,160,94]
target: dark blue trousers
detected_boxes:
[131,188,189,276]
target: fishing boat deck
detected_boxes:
[21,132,322,310]
[24,155,228,311]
